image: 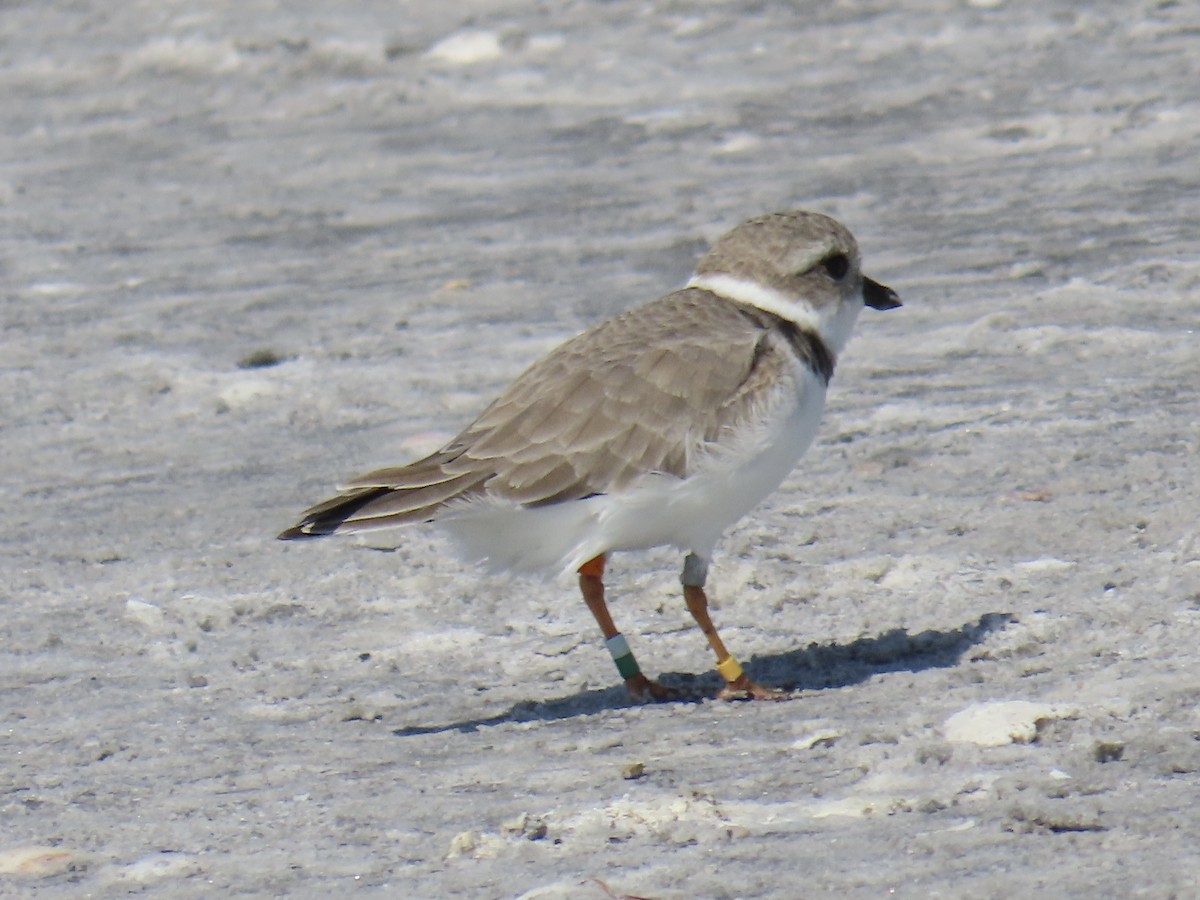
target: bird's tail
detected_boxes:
[277,456,489,540]
[278,486,399,539]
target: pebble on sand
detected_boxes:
[0,845,83,877]
[943,701,1069,747]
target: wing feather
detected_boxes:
[466,289,794,503]
[280,288,809,538]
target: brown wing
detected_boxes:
[278,289,799,537]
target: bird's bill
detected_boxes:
[863,277,902,310]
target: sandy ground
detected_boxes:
[3,1,1200,896]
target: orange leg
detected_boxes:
[578,554,677,701]
[681,554,789,701]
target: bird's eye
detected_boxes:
[820,253,849,280]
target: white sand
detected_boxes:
[3,1,1199,896]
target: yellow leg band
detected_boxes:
[716,655,744,683]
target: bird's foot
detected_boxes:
[718,673,791,701]
[625,673,682,702]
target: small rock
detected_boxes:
[425,30,503,65]
[109,851,200,883]
[621,762,646,780]
[237,348,285,369]
[446,830,480,859]
[793,728,841,750]
[501,813,548,840]
[0,845,82,877]
[125,598,166,630]
[944,700,1065,746]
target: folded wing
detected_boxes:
[278,289,803,539]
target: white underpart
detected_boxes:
[686,272,863,356]
[441,361,829,576]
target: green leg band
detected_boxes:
[614,653,641,679]
[605,633,642,679]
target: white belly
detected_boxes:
[442,366,828,574]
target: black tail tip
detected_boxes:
[277,523,325,541]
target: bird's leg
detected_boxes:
[681,554,789,701]
[578,554,678,701]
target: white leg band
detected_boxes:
[681,553,709,587]
[605,634,632,659]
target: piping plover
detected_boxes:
[280,211,900,701]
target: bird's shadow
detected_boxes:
[392,611,1015,737]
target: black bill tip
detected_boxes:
[864,277,902,310]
